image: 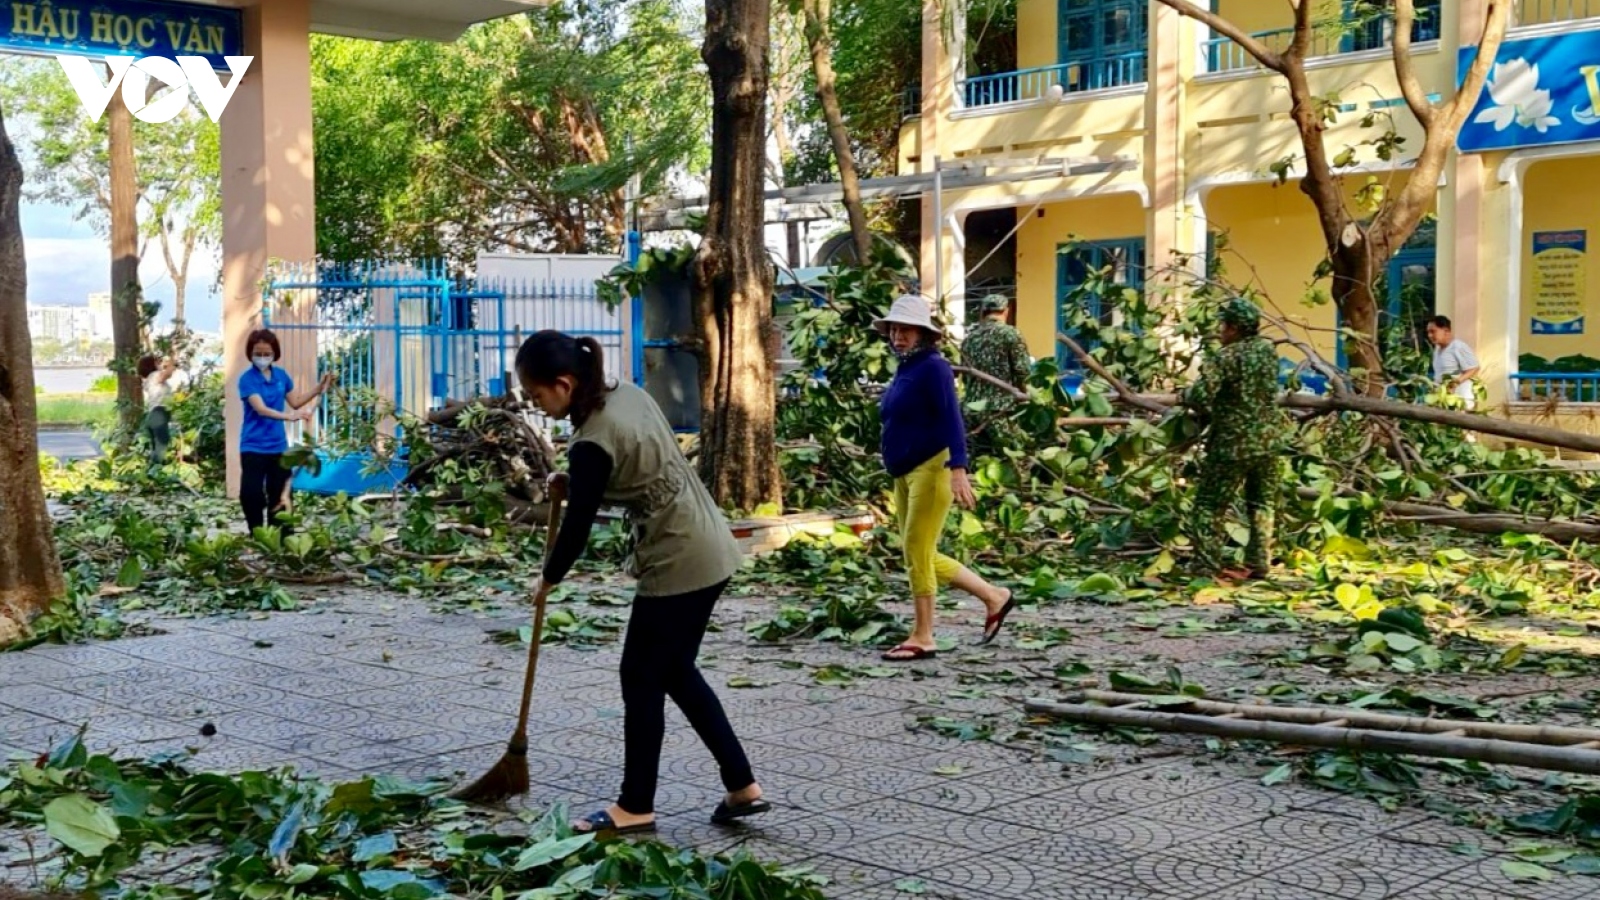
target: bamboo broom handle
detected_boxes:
[1070,690,1600,747]
[1024,699,1600,775]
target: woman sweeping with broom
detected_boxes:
[510,330,768,835]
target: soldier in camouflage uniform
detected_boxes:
[1181,298,1290,578]
[961,296,1033,454]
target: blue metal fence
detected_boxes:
[1510,372,1600,404]
[261,260,624,494]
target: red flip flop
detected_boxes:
[981,592,1017,645]
[881,643,937,661]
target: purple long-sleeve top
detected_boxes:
[879,348,969,478]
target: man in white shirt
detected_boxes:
[1426,316,1480,409]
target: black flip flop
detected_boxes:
[573,808,656,836]
[710,797,773,825]
[980,592,1017,645]
[881,643,937,662]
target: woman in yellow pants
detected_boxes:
[874,295,1016,661]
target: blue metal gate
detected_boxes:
[261,260,625,495]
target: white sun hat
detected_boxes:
[872,294,943,337]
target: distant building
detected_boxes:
[26,304,98,345]
[86,292,113,341]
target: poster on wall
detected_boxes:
[1531,231,1587,336]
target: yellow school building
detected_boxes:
[902,0,1600,419]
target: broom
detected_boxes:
[452,471,569,803]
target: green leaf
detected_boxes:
[1500,861,1557,882]
[894,878,928,894]
[1496,643,1527,671]
[115,556,144,588]
[513,833,596,871]
[353,832,399,863]
[1559,855,1600,875]
[285,864,320,885]
[1383,633,1424,654]
[1109,671,1161,692]
[43,793,120,857]
[1261,764,1294,786]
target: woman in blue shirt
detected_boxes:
[238,329,332,534]
[874,296,1016,661]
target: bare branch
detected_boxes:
[1390,0,1436,128]
[1153,0,1287,72]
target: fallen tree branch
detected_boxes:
[1023,696,1600,774]
[1056,332,1170,416]
[1058,417,1139,428]
[953,366,1028,401]
[1064,689,1600,746]
[1115,388,1600,456]
[1293,486,1600,543]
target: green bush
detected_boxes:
[168,367,226,477]
[88,373,117,394]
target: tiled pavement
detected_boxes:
[0,597,1583,900]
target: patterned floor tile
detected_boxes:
[827,832,980,875]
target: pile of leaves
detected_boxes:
[0,735,823,899]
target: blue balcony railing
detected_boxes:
[960,52,1147,109]
[1203,10,1440,74]
[1511,372,1600,404]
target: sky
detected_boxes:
[21,198,223,334]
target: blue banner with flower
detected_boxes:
[1457,31,1600,153]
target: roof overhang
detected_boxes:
[309,0,551,42]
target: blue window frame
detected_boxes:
[1058,0,1148,91]
[1343,0,1442,53]
[1056,237,1145,370]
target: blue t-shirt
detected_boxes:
[239,365,294,454]
[879,349,969,478]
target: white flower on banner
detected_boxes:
[1474,58,1561,133]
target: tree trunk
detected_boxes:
[801,0,871,263]
[109,94,144,433]
[1329,241,1387,396]
[0,108,66,639]
[695,0,781,510]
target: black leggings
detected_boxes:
[617,578,754,815]
[239,452,291,534]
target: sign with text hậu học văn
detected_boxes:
[1458,30,1600,153]
[1,0,242,67]
[1531,231,1587,336]
[1,1,251,123]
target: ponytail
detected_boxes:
[515,330,612,426]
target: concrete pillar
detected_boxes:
[1441,0,1487,349]
[221,0,316,497]
[919,0,963,330]
[1145,2,1192,287]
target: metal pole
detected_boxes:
[932,153,943,309]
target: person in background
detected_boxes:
[138,355,187,465]
[515,330,767,836]
[961,295,1033,452]
[1181,298,1289,581]
[874,295,1016,662]
[1426,316,1481,409]
[238,329,332,535]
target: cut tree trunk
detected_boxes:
[0,108,66,638]
[695,0,782,510]
[802,0,871,262]
[109,94,144,434]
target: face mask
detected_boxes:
[252,356,274,371]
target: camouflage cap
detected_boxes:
[1218,297,1262,333]
[976,295,1012,313]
